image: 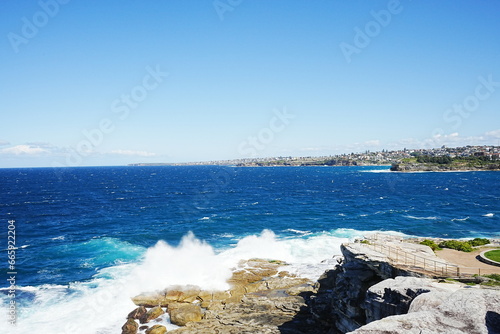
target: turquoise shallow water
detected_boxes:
[0,165,499,332]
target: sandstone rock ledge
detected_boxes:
[311,242,500,334]
[123,259,322,334]
[123,244,500,334]
[350,288,500,334]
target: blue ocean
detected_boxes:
[1,166,499,333]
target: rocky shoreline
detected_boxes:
[122,240,500,334]
[122,258,322,333]
[390,162,500,172]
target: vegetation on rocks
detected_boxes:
[419,240,441,251]
[484,274,500,282]
[415,155,453,164]
[479,274,500,287]
[468,238,491,247]
[429,238,491,252]
[438,240,473,252]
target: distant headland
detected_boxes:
[129,145,500,171]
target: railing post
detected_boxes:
[363,242,477,278]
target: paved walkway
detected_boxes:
[350,241,461,277]
[434,248,500,275]
[356,235,500,277]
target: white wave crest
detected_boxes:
[405,215,438,220]
[0,228,414,334]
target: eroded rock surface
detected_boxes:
[121,318,138,334]
[127,259,322,333]
[169,303,203,326]
[145,324,167,334]
[125,244,500,334]
[363,276,460,323]
[350,289,500,334]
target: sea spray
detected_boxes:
[0,233,231,334]
[218,229,295,264]
[128,231,233,294]
[0,229,361,333]
[0,228,468,333]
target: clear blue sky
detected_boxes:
[1,0,499,167]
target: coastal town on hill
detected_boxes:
[130,145,500,167]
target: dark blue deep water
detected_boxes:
[0,166,499,332]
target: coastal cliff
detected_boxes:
[123,242,500,334]
[310,243,430,333]
[390,162,500,172]
[312,242,500,333]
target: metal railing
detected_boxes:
[358,242,484,278]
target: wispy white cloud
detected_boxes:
[298,147,325,152]
[364,140,380,146]
[0,140,10,146]
[25,142,56,149]
[1,144,49,155]
[394,129,500,149]
[110,149,156,157]
[485,129,500,139]
[294,129,500,157]
[0,141,158,162]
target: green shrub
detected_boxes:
[420,239,441,251]
[484,274,500,282]
[467,238,490,247]
[480,274,500,287]
[438,240,473,252]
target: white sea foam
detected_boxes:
[405,215,438,220]
[1,244,30,251]
[451,216,470,222]
[483,213,495,217]
[0,228,412,334]
[218,233,235,238]
[129,232,233,293]
[283,228,312,235]
[362,169,391,173]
